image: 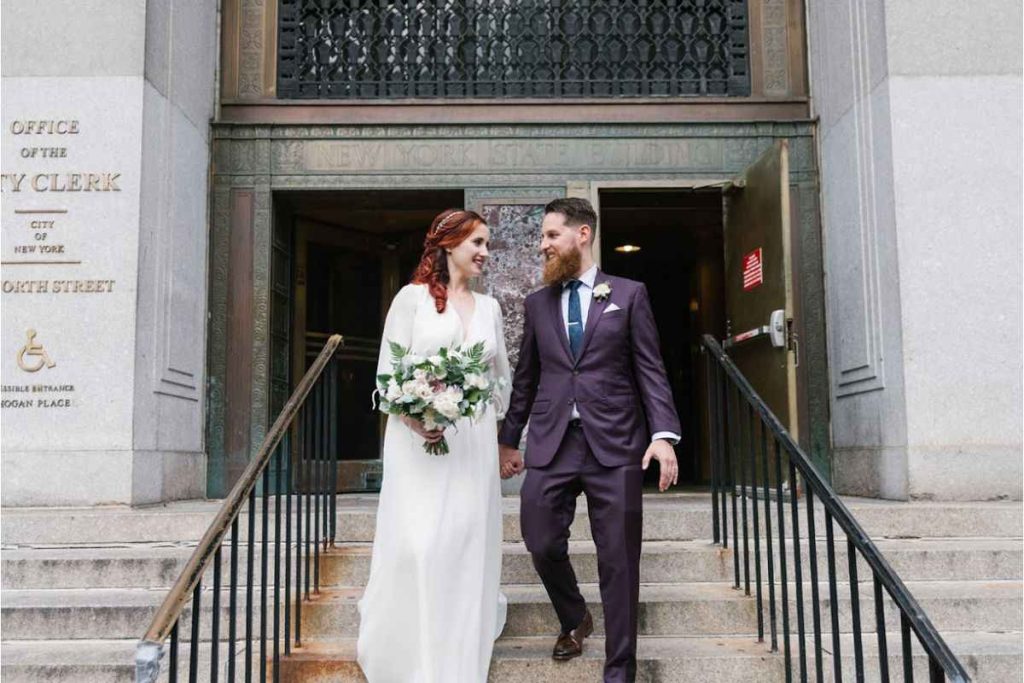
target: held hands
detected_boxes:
[499,444,525,479]
[643,439,679,492]
[401,416,445,444]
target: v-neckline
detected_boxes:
[451,292,477,342]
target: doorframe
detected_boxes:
[583,176,826,479]
[572,178,734,269]
[581,179,733,483]
[289,215,420,492]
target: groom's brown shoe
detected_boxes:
[552,610,593,661]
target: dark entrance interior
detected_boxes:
[599,189,726,486]
[272,188,727,492]
[275,189,464,491]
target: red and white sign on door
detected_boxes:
[742,248,763,291]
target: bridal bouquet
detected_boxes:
[375,340,498,455]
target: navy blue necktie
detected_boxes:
[567,280,584,359]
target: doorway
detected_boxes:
[599,189,726,486]
[276,190,464,492]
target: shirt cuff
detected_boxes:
[651,431,681,445]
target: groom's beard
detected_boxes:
[542,246,583,285]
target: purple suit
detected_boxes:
[499,272,681,683]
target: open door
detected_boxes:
[293,219,421,493]
[723,140,798,435]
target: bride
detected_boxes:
[357,208,511,682]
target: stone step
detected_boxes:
[0,639,233,683]
[322,540,732,587]
[1,501,223,546]
[2,544,199,590]
[334,495,1024,543]
[4,495,1020,547]
[3,632,1017,683]
[1,543,294,590]
[275,631,1022,682]
[736,536,1024,583]
[0,587,277,642]
[4,534,1018,593]
[320,537,1022,587]
[297,580,1021,639]
[1,505,326,548]
[4,578,1018,643]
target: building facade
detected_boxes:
[2,0,1020,506]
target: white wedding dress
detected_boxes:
[357,283,511,682]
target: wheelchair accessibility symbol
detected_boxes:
[17,329,56,373]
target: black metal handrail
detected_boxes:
[702,334,970,683]
[135,334,343,682]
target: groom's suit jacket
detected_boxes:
[498,273,681,468]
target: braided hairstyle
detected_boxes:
[411,208,485,313]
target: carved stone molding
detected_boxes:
[215,121,814,141]
[206,186,232,494]
[823,0,886,398]
[761,0,791,96]
[249,187,272,450]
[213,123,817,187]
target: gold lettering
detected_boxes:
[9,120,80,135]
[14,172,122,192]
[49,279,115,293]
[1,173,26,192]
[1,399,34,408]
[2,280,48,294]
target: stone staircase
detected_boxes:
[2,493,1021,681]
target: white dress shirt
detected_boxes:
[561,265,680,445]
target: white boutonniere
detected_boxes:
[593,282,612,301]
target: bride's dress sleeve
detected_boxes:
[492,297,513,420]
[377,284,419,379]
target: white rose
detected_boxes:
[415,381,435,401]
[428,355,444,367]
[401,380,419,398]
[466,373,489,390]
[432,392,461,420]
[385,379,402,402]
[445,386,464,403]
[413,368,427,381]
[402,354,424,369]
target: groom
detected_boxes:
[498,198,681,683]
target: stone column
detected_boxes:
[1,1,218,505]
[809,0,1022,499]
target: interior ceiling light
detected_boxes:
[614,244,642,253]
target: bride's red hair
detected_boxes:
[411,209,485,313]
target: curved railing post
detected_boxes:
[134,640,162,683]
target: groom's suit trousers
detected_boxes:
[520,422,644,683]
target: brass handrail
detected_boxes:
[138,334,343,649]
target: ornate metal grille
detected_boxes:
[277,1,750,99]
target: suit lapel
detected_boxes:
[575,286,609,365]
[547,284,574,363]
